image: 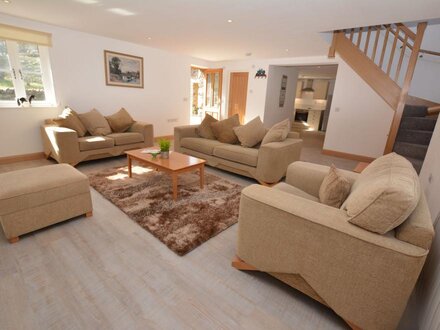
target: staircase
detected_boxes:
[329,21,440,172]
[393,105,438,173]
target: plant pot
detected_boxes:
[161,151,169,159]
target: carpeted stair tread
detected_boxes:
[402,105,428,117]
[393,142,428,160]
[396,129,433,145]
[400,116,437,131]
[404,156,424,174]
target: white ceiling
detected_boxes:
[1,0,440,61]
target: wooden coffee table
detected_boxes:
[125,149,206,200]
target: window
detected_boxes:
[0,39,55,107]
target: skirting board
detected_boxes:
[322,149,375,163]
[0,152,46,165]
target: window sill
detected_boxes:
[0,103,58,109]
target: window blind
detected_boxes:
[0,23,52,46]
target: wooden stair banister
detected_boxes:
[428,105,440,116]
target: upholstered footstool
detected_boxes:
[0,164,93,243]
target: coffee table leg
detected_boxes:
[128,155,132,178]
[200,164,205,189]
[172,173,178,200]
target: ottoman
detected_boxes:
[0,164,93,243]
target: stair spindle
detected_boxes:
[349,28,354,42]
[357,27,363,47]
[364,27,372,55]
[379,26,390,69]
[387,26,400,76]
[371,26,381,62]
[395,34,409,82]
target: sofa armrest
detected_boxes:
[286,161,359,197]
[287,131,300,139]
[128,121,154,147]
[256,138,302,183]
[237,184,428,330]
[174,125,199,152]
[40,125,80,164]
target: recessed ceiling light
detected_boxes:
[146,36,152,40]
[3,0,11,3]
[227,19,233,23]
[107,8,136,16]
[285,49,289,52]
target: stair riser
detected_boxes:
[400,118,437,131]
[394,143,428,159]
[396,130,433,145]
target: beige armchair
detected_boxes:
[234,160,434,330]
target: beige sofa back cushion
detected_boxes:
[261,119,290,145]
[197,114,218,139]
[105,108,134,133]
[53,108,87,137]
[78,109,112,136]
[343,153,421,234]
[211,114,240,144]
[233,116,266,147]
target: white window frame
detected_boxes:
[0,39,56,108]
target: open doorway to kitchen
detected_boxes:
[190,66,222,124]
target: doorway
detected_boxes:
[228,72,249,124]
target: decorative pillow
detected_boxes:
[210,114,240,144]
[196,114,218,139]
[233,116,266,148]
[78,109,112,136]
[53,107,87,137]
[261,119,290,145]
[105,108,134,133]
[319,165,352,208]
[344,153,421,234]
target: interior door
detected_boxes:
[228,72,249,124]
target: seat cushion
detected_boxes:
[78,109,112,136]
[105,108,134,133]
[210,114,240,144]
[107,132,144,146]
[196,114,218,140]
[78,136,115,151]
[213,144,258,167]
[343,153,421,234]
[273,182,319,202]
[233,116,266,148]
[0,164,90,216]
[53,107,87,137]
[181,137,225,155]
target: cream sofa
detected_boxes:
[235,159,434,330]
[174,124,303,184]
[41,121,154,166]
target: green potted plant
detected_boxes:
[159,138,171,159]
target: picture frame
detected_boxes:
[104,50,144,88]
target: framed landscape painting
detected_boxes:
[104,50,144,88]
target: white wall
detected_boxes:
[216,55,338,124]
[323,57,394,158]
[263,66,298,127]
[0,13,209,157]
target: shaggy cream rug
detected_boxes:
[88,165,242,255]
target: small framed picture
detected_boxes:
[104,50,144,88]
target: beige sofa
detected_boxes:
[41,121,154,166]
[174,125,303,184]
[235,159,434,330]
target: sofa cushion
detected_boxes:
[107,132,144,146]
[319,165,352,208]
[78,109,112,136]
[181,137,225,155]
[105,108,134,133]
[233,116,266,148]
[211,114,240,144]
[196,114,218,140]
[273,182,319,202]
[262,119,290,145]
[78,136,115,151]
[0,164,90,216]
[344,153,421,234]
[213,144,258,167]
[53,107,87,137]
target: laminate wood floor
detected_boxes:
[0,153,351,330]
